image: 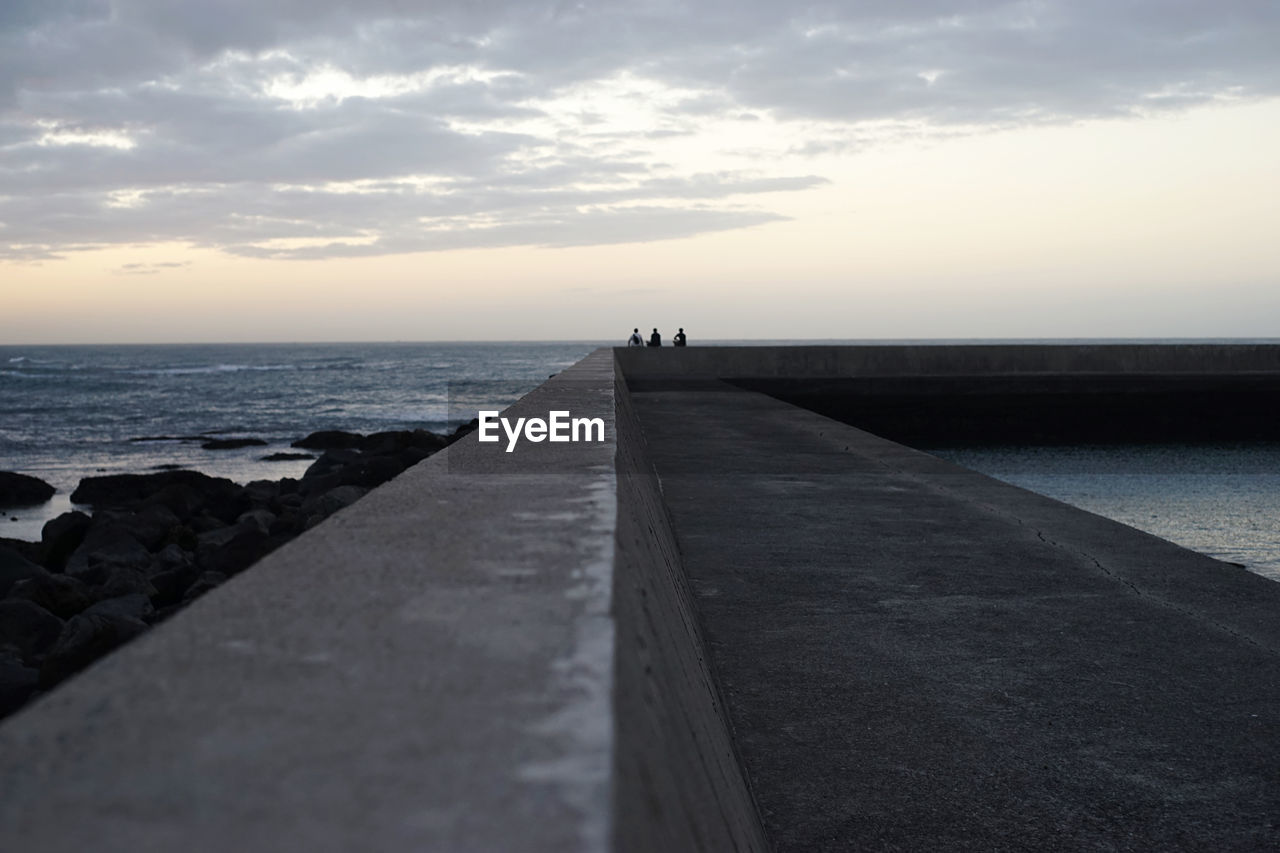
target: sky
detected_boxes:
[2,1,1278,343]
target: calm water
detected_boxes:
[1,342,602,540]
[927,443,1280,582]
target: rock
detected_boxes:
[0,600,64,664]
[39,510,91,571]
[236,509,276,535]
[364,429,449,454]
[0,546,44,596]
[301,485,368,522]
[148,566,199,608]
[149,543,195,576]
[85,593,154,622]
[0,472,55,508]
[40,611,148,688]
[343,454,405,490]
[0,650,39,717]
[70,470,241,514]
[261,452,315,461]
[201,437,268,450]
[291,430,365,450]
[182,571,227,604]
[450,418,479,441]
[242,480,280,507]
[64,526,152,581]
[93,505,181,552]
[8,573,92,620]
[197,523,273,577]
[91,566,158,602]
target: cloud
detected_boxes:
[2,1,1277,261]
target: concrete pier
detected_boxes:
[630,378,1280,850]
[2,344,1279,850]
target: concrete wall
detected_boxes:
[617,343,1280,379]
[612,361,769,853]
[0,347,766,852]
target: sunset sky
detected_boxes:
[2,1,1278,343]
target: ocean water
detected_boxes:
[4,340,1280,583]
[1,342,602,540]
[927,443,1280,582]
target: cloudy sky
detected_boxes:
[2,1,1278,342]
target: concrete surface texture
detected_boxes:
[0,350,622,852]
[630,379,1280,851]
[616,342,1280,379]
[4,343,1280,852]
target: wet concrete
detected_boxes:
[632,380,1280,851]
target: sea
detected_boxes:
[0,341,603,541]
[2,339,1278,584]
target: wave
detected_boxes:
[124,363,301,376]
[122,360,371,376]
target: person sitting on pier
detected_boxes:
[627,328,644,347]
[648,328,662,347]
[673,328,687,347]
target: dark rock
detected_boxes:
[71,470,241,513]
[92,566,158,602]
[85,593,154,622]
[450,418,479,441]
[188,513,228,534]
[149,543,195,576]
[65,526,151,580]
[147,545,198,607]
[0,546,44,596]
[181,571,227,604]
[0,651,39,717]
[40,611,148,687]
[347,454,405,489]
[301,448,361,480]
[39,510,91,571]
[364,429,449,454]
[197,523,272,577]
[201,437,268,450]
[261,452,315,461]
[0,536,40,562]
[277,477,300,496]
[292,430,365,450]
[243,480,280,507]
[397,446,434,471]
[164,524,199,552]
[8,573,92,620]
[148,567,198,608]
[236,509,276,535]
[144,484,205,519]
[0,600,64,664]
[301,485,368,522]
[0,472,55,508]
[297,470,343,498]
[93,505,181,552]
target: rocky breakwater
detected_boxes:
[0,427,458,720]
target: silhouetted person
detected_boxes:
[627,327,644,346]
[648,328,662,347]
[673,328,687,347]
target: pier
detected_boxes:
[3,344,1280,850]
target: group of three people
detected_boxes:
[628,327,687,347]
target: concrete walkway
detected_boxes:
[632,381,1280,851]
